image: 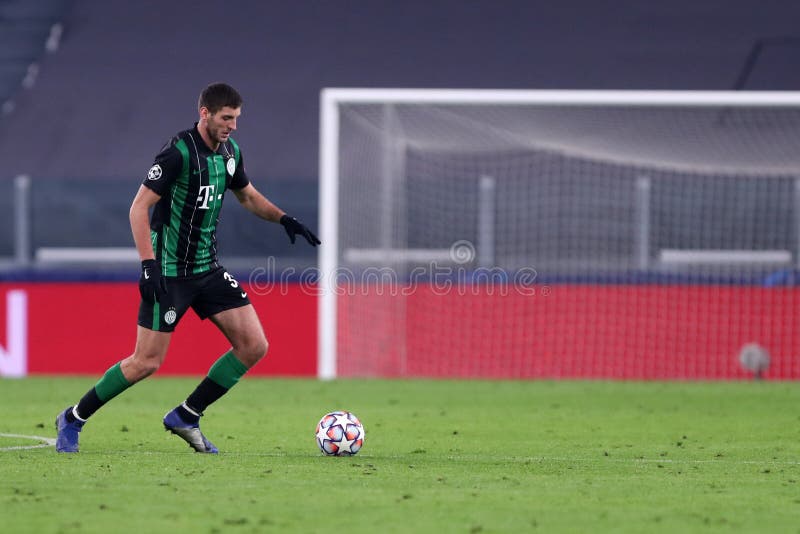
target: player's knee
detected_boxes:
[136,352,163,377]
[240,336,268,365]
[137,346,166,371]
[251,336,268,362]
[139,359,161,378]
[124,352,163,382]
[228,327,268,367]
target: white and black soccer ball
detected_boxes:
[738,342,770,377]
[315,411,365,456]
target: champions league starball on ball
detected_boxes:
[315,411,365,456]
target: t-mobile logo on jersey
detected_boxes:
[197,185,218,210]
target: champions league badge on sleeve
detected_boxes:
[147,164,163,181]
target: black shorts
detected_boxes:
[138,266,251,332]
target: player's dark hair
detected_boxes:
[198,83,243,113]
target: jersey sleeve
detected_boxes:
[228,144,250,190]
[142,143,183,196]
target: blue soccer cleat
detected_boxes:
[55,407,84,453]
[163,407,219,454]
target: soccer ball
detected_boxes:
[738,342,770,378]
[315,411,365,456]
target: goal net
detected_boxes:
[319,89,800,380]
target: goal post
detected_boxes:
[319,89,800,380]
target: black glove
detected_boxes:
[139,259,167,303]
[280,214,321,247]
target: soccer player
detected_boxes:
[55,83,320,453]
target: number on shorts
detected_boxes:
[223,271,239,288]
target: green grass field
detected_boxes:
[1,377,799,533]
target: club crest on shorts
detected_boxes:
[226,157,236,176]
[164,308,177,325]
[147,164,162,180]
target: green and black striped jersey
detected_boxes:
[142,124,250,277]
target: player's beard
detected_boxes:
[211,124,230,144]
[202,122,229,147]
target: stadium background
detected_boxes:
[0,0,799,378]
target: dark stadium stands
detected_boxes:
[0,0,797,269]
[0,0,68,99]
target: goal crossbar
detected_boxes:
[321,88,800,107]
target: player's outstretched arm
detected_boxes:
[233,183,321,247]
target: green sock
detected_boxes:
[94,362,132,402]
[207,350,249,389]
